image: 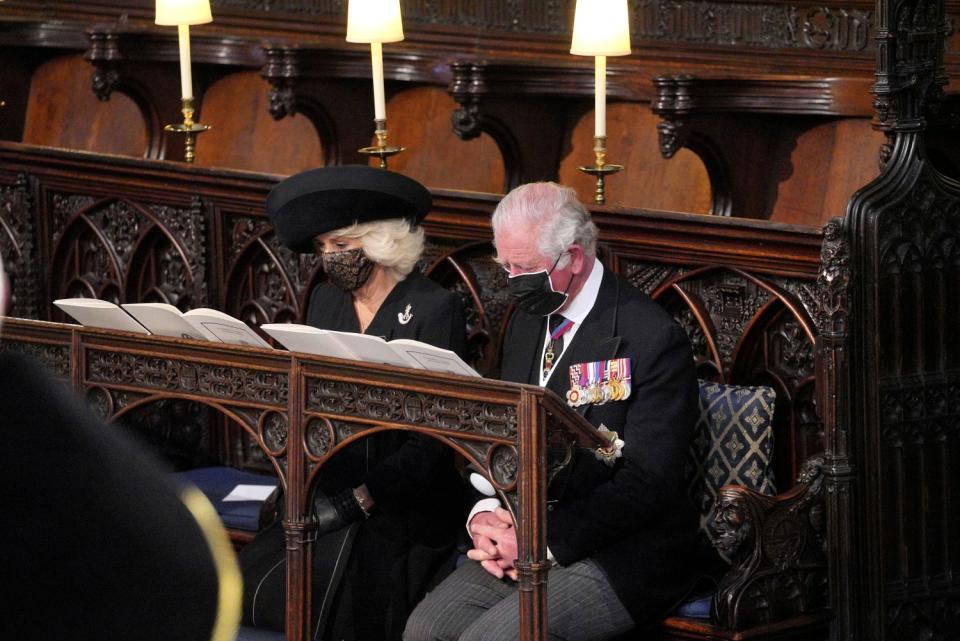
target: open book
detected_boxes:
[53,298,150,334]
[53,298,271,349]
[261,323,479,377]
[122,303,272,348]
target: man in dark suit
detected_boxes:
[403,182,701,641]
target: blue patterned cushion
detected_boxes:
[676,594,712,619]
[686,381,777,531]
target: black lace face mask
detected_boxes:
[322,248,375,292]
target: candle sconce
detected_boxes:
[165,97,210,164]
[156,0,212,164]
[358,119,404,169]
[347,0,405,170]
[571,0,631,206]
[578,136,622,205]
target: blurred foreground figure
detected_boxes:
[0,254,242,641]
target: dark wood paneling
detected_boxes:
[651,75,884,223]
[0,18,907,229]
[195,71,324,173]
[379,86,505,192]
[822,0,960,634]
[0,53,35,142]
[559,103,713,213]
[769,118,884,225]
[23,54,149,155]
[0,0,883,77]
[0,19,92,142]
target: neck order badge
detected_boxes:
[542,315,574,378]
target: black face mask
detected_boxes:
[322,248,375,292]
[507,254,571,316]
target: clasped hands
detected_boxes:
[467,507,519,581]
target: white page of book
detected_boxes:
[185,308,247,323]
[260,324,357,360]
[222,484,277,502]
[121,303,212,341]
[54,299,150,334]
[327,331,414,368]
[390,341,480,377]
[183,309,272,348]
[193,320,272,348]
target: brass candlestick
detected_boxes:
[577,136,623,205]
[358,119,404,169]
[164,97,210,163]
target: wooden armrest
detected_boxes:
[706,456,828,630]
[661,611,832,641]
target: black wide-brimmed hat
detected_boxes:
[266,165,432,253]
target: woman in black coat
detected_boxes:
[240,166,468,641]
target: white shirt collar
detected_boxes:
[557,258,603,324]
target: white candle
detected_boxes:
[595,55,606,138]
[177,24,193,100]
[370,41,386,121]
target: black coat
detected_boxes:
[0,352,228,641]
[304,271,467,531]
[241,271,468,641]
[500,268,701,625]
[305,271,466,357]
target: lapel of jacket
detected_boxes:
[500,309,548,385]
[545,269,622,417]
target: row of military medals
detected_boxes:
[567,358,632,407]
[541,316,632,408]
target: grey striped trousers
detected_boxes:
[403,558,634,641]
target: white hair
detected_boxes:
[331,218,425,280]
[491,182,597,268]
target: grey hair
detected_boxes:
[491,182,597,268]
[329,218,425,280]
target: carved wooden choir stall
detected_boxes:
[1,315,616,641]
[0,1,957,641]
[0,143,830,640]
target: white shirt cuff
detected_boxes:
[466,498,502,536]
